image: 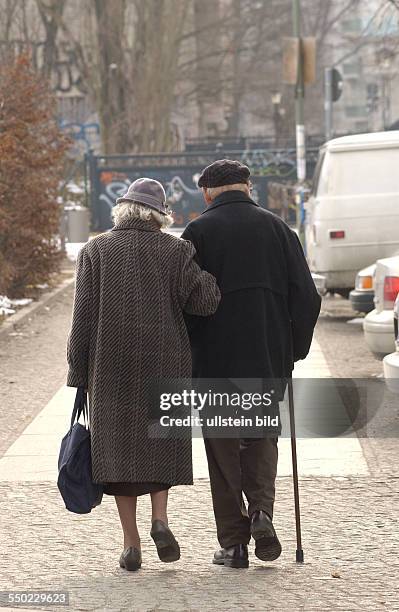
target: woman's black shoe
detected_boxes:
[213,544,249,568]
[150,519,180,562]
[119,546,142,571]
[250,510,282,561]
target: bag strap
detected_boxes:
[70,387,89,430]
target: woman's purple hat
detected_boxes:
[116,178,170,216]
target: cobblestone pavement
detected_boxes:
[1,286,399,611]
[317,295,382,379]
[0,477,398,611]
[316,296,399,479]
[0,271,74,456]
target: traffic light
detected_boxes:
[331,68,343,102]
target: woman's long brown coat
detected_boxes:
[66,216,220,485]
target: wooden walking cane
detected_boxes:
[287,377,304,563]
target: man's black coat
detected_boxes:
[181,191,321,381]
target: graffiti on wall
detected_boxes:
[96,170,205,229]
[93,167,276,231]
[239,150,297,176]
[86,148,312,231]
[60,120,101,154]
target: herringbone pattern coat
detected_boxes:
[66,216,220,485]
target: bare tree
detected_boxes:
[3,0,19,42]
[56,0,189,153]
[128,0,189,152]
[3,0,394,152]
[193,0,224,136]
[0,0,38,61]
[35,0,67,79]
[91,0,126,153]
[177,0,293,140]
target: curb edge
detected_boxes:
[0,276,75,341]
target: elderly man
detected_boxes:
[181,159,321,568]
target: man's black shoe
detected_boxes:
[250,510,282,561]
[213,544,249,568]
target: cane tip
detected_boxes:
[296,549,304,563]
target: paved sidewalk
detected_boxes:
[0,339,369,482]
[0,477,398,611]
[0,329,397,610]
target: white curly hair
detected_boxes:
[111,201,174,229]
[205,182,250,200]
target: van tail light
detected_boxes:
[383,276,399,310]
[329,230,345,239]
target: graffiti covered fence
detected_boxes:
[85,149,318,231]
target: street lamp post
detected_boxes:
[292,0,306,185]
[324,67,333,140]
[292,0,306,248]
[271,91,282,147]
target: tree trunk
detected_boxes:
[36,0,67,81]
[93,0,127,154]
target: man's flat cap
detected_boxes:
[197,159,250,188]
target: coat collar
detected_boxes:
[111,217,160,232]
[201,190,260,215]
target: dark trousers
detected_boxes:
[204,436,278,548]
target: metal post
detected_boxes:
[381,75,389,129]
[83,152,89,210]
[292,0,306,185]
[86,149,98,231]
[292,0,306,249]
[324,67,333,140]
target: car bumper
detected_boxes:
[309,270,357,291]
[311,273,327,296]
[349,289,375,314]
[383,351,399,393]
[363,309,396,356]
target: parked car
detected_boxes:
[363,256,399,356]
[383,295,399,393]
[311,273,327,297]
[306,131,399,296]
[349,264,375,314]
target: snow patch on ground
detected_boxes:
[65,242,86,262]
[0,296,33,317]
[67,181,85,195]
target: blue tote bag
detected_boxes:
[57,387,103,514]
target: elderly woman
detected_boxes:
[66,178,220,571]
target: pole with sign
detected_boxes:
[283,4,315,247]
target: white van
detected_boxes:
[305,131,399,295]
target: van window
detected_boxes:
[330,148,399,196]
